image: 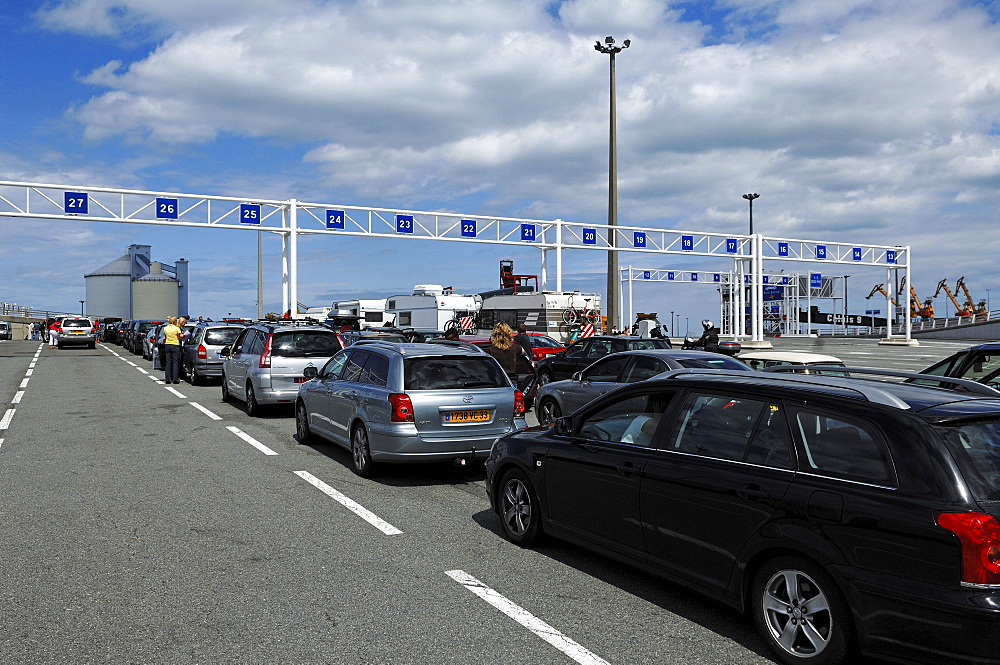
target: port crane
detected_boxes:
[955,277,988,316]
[934,279,974,317]
[898,277,934,320]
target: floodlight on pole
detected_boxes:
[594,35,630,332]
[742,192,760,235]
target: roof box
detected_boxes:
[412,284,445,296]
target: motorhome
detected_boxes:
[330,299,392,328]
[476,290,602,343]
[385,285,480,332]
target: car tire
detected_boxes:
[751,556,851,665]
[538,398,561,425]
[245,382,261,416]
[351,425,374,477]
[221,375,232,403]
[497,468,542,546]
[537,369,553,386]
[295,400,314,445]
[57,342,63,349]
[188,364,201,386]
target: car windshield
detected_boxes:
[530,335,561,347]
[63,318,91,327]
[404,356,508,390]
[205,328,242,346]
[937,419,1000,501]
[271,331,341,357]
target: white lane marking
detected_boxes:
[165,387,187,398]
[126,361,137,367]
[12,392,24,404]
[445,570,612,665]
[24,369,32,376]
[19,378,29,388]
[294,470,403,536]
[150,377,164,384]
[0,409,15,430]
[29,362,35,368]
[226,426,278,456]
[137,367,148,374]
[189,402,223,420]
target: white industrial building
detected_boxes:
[84,244,189,319]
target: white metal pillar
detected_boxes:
[904,254,912,341]
[555,219,563,293]
[885,267,894,339]
[627,266,633,329]
[281,208,289,317]
[289,199,299,317]
[540,249,548,292]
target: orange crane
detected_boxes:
[934,279,974,317]
[866,283,898,308]
[955,277,988,316]
[899,277,934,320]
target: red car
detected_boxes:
[525,333,565,361]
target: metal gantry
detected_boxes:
[0,180,912,344]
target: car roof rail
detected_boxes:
[422,339,487,353]
[652,368,913,409]
[351,339,400,348]
[762,365,1000,397]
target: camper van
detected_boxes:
[385,285,480,332]
[330,299,392,328]
[476,291,602,343]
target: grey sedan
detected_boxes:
[535,349,752,424]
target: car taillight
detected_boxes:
[513,390,525,417]
[259,335,272,368]
[937,512,1000,585]
[197,344,207,359]
[388,393,414,422]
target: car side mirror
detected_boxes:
[303,366,318,379]
[219,347,231,357]
[553,417,570,435]
[572,371,583,382]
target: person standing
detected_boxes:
[485,322,519,381]
[48,318,60,348]
[162,316,182,383]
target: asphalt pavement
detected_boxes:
[0,336,970,664]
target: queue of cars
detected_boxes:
[95,318,1000,663]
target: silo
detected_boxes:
[133,262,180,319]
[85,253,133,319]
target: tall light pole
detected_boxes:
[595,35,630,332]
[79,300,85,315]
[742,192,759,234]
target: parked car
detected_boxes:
[535,335,672,386]
[56,317,98,349]
[486,369,1000,665]
[123,319,164,355]
[296,341,527,476]
[918,341,1000,389]
[221,321,344,415]
[336,330,407,346]
[525,333,565,361]
[181,323,245,384]
[737,350,847,374]
[0,321,11,340]
[535,349,752,424]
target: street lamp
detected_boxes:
[685,317,689,337]
[595,35,630,332]
[670,310,674,335]
[742,193,760,234]
[79,300,85,315]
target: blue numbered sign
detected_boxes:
[583,228,596,245]
[816,245,827,259]
[810,273,822,289]
[240,204,261,225]
[326,210,345,230]
[886,250,896,264]
[726,238,738,254]
[156,197,178,220]
[521,224,536,242]
[852,247,862,261]
[396,214,414,233]
[713,274,721,282]
[667,271,675,281]
[778,242,789,257]
[64,192,88,215]
[642,270,651,280]
[460,219,477,238]
[691,273,699,282]
[633,232,646,248]
[681,235,694,251]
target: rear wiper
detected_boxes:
[463,381,496,388]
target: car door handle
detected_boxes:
[617,461,637,477]
[737,484,771,501]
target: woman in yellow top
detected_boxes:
[162,316,183,384]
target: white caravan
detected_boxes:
[476,291,602,343]
[385,285,480,332]
[331,299,392,327]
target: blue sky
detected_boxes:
[2,0,1000,331]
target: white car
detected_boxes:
[738,350,846,374]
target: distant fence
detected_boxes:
[1,301,80,319]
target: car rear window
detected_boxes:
[937,419,1000,501]
[675,356,749,371]
[271,331,341,357]
[205,328,242,346]
[138,321,163,332]
[63,318,92,327]
[530,335,561,347]
[627,340,670,350]
[404,356,508,390]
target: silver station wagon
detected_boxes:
[295,341,528,476]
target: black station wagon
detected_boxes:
[485,369,1000,665]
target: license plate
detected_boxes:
[69,330,84,334]
[443,409,490,423]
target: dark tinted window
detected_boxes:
[669,393,765,460]
[248,332,266,355]
[321,353,349,379]
[583,356,630,383]
[936,419,1000,501]
[584,340,612,358]
[205,328,242,346]
[530,335,561,347]
[578,391,674,446]
[342,351,369,382]
[623,356,669,382]
[238,330,256,354]
[957,352,1000,384]
[792,410,892,483]
[675,356,749,371]
[138,321,163,332]
[745,403,795,469]
[271,331,341,357]
[921,352,967,377]
[625,339,670,351]
[364,311,383,322]
[360,353,390,387]
[404,356,507,390]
